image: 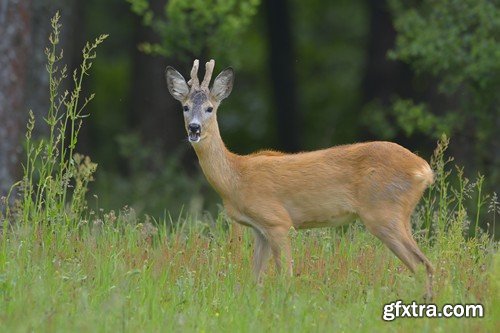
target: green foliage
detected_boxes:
[389,0,500,91]
[391,99,456,137]
[386,0,500,182]
[364,99,459,139]
[127,0,261,60]
[4,12,107,226]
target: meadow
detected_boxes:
[0,200,498,332]
[0,13,498,333]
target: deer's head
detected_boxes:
[165,59,234,143]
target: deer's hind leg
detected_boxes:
[360,211,434,300]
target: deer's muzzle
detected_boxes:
[188,123,201,143]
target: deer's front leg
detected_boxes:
[268,227,294,277]
[252,229,271,283]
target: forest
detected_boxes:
[0,0,498,331]
[2,0,498,218]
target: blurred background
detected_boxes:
[0,0,499,219]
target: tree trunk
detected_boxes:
[361,0,415,147]
[0,0,31,196]
[26,1,80,139]
[264,0,300,152]
[130,0,189,167]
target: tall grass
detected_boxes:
[0,13,498,332]
[5,12,107,228]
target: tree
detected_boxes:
[360,0,499,190]
[264,0,300,152]
[0,1,80,197]
[0,1,30,196]
[361,0,414,144]
[26,1,80,138]
[388,0,500,189]
[129,0,185,156]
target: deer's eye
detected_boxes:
[183,106,189,112]
[206,107,213,113]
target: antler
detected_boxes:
[187,59,215,91]
[201,59,215,90]
[188,59,200,89]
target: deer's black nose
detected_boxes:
[188,123,201,133]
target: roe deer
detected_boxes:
[165,59,435,298]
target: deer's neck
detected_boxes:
[192,124,239,198]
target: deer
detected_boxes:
[165,59,435,299]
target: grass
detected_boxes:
[0,213,497,332]
[0,12,498,333]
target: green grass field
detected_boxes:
[0,212,497,332]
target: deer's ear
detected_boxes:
[165,66,189,101]
[211,67,234,102]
